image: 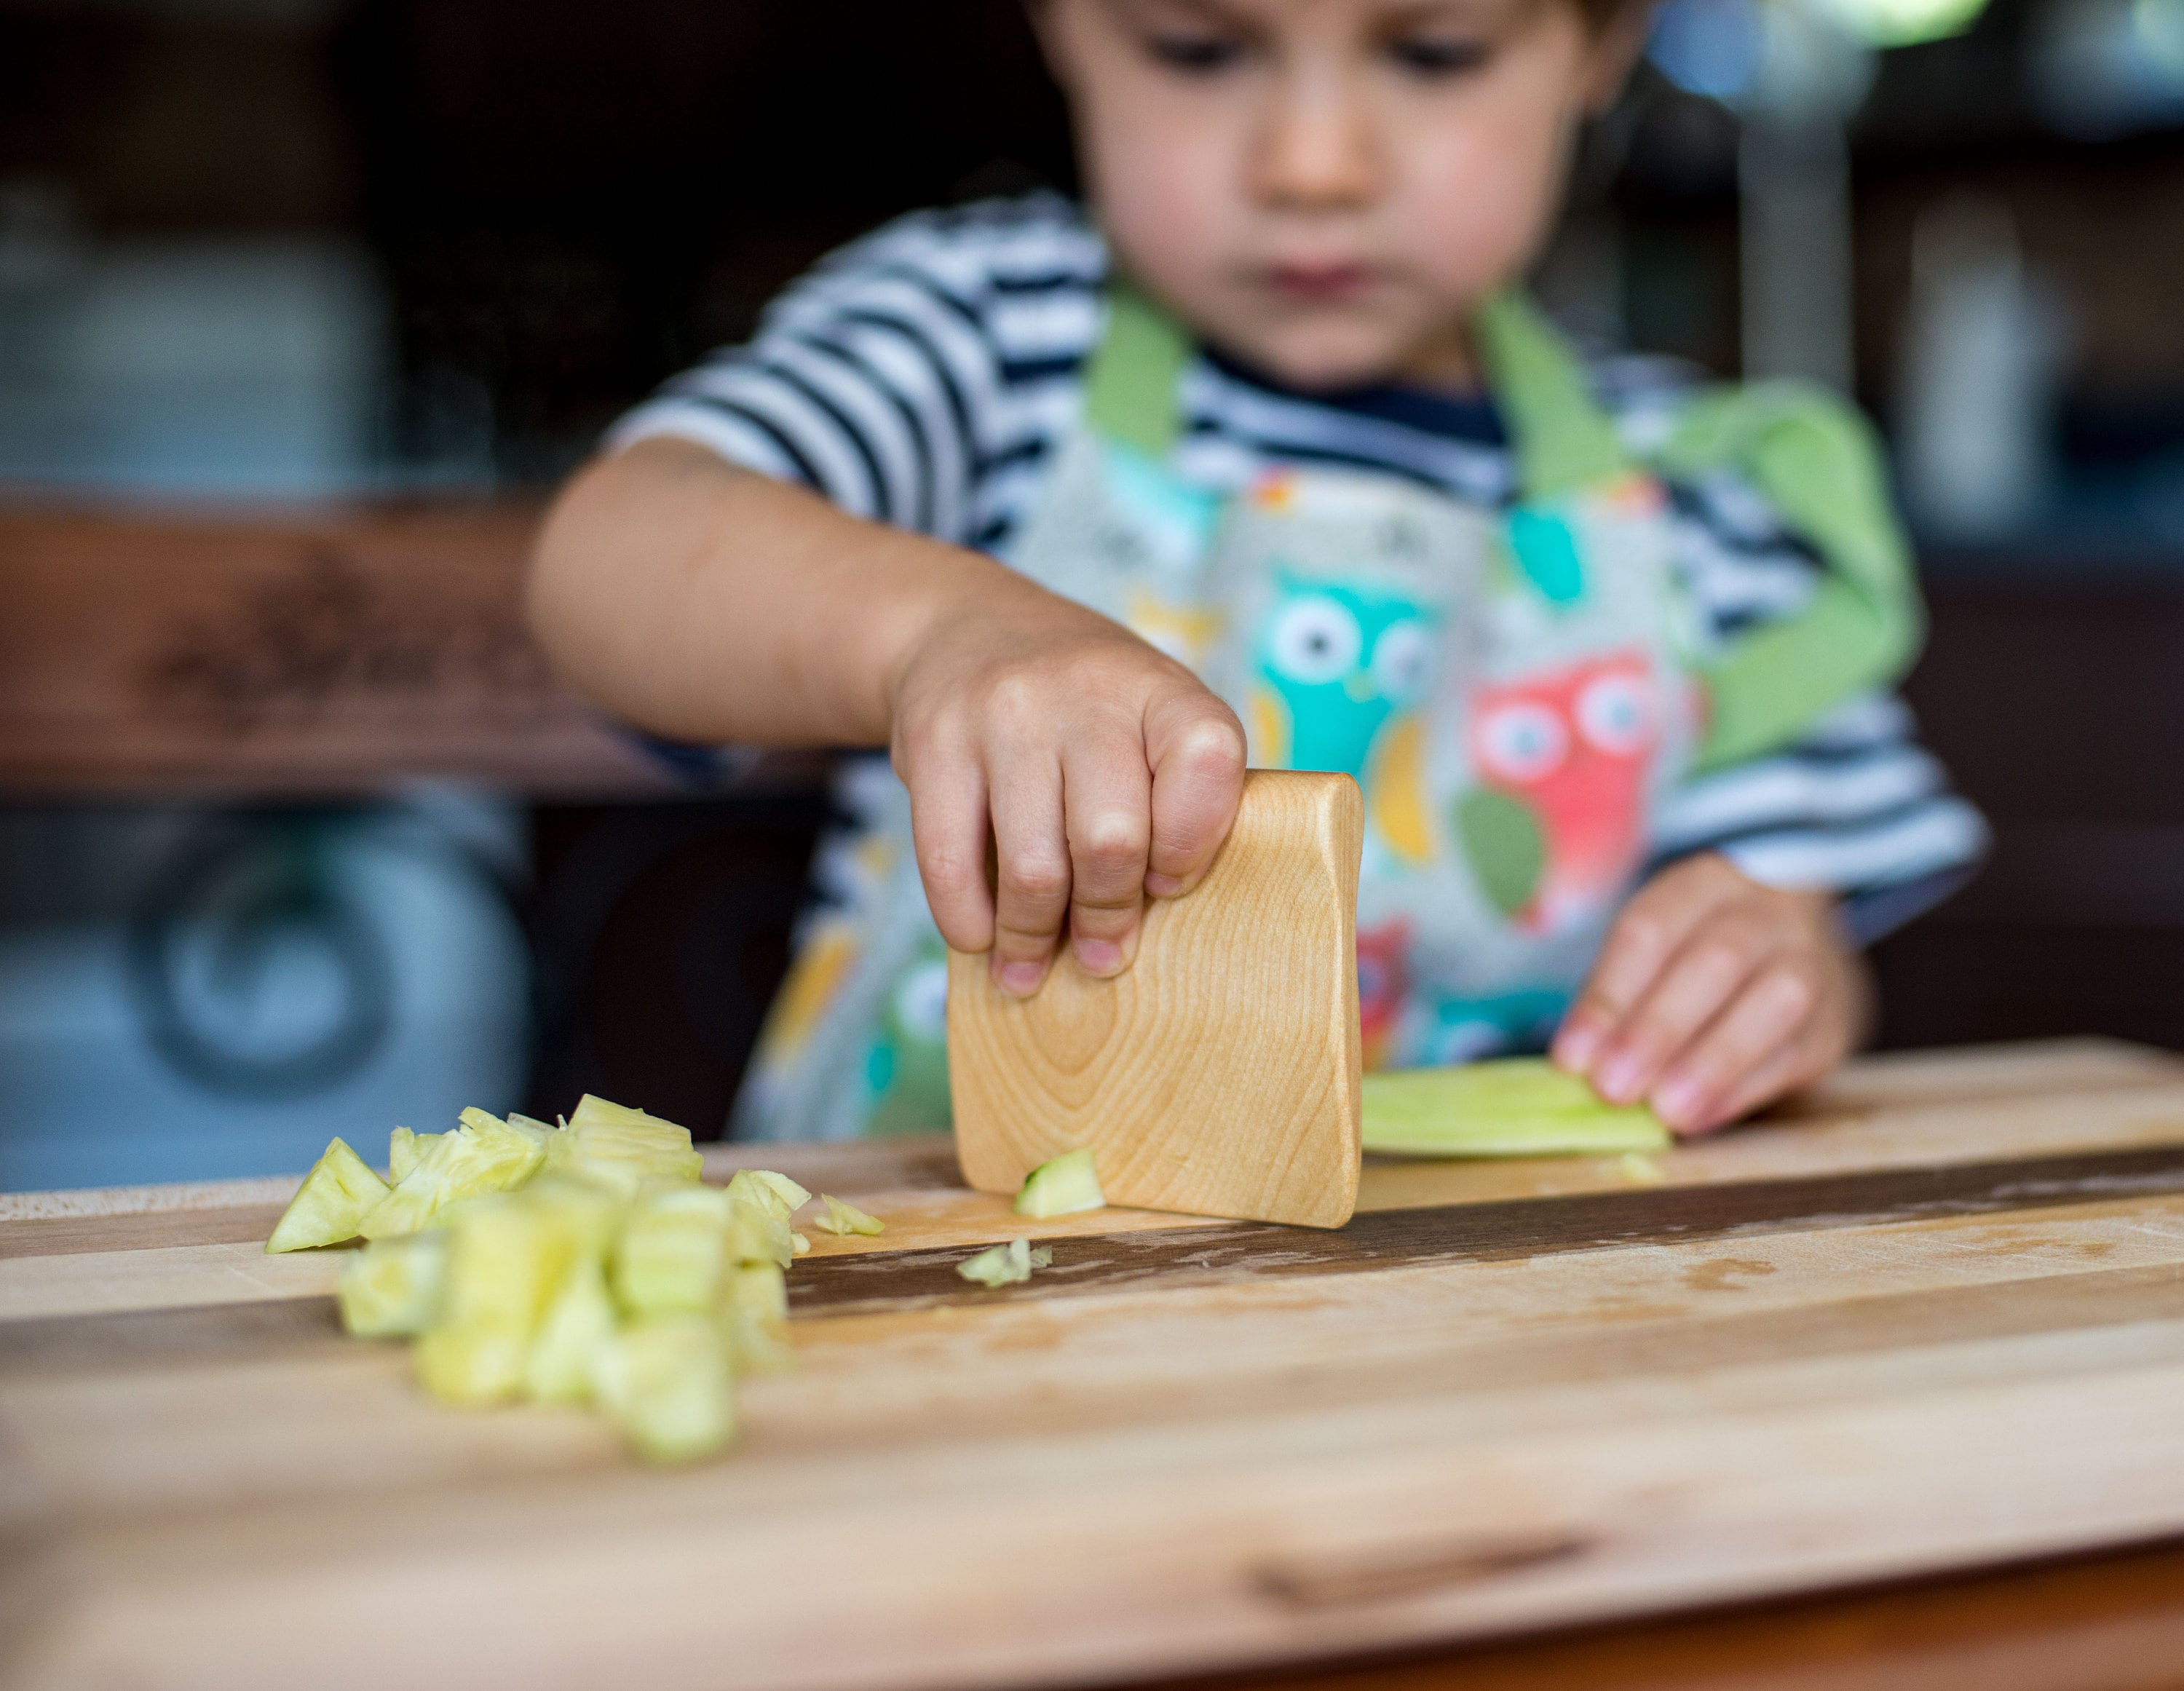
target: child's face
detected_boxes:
[1037,0,1643,391]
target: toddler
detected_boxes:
[530,0,1985,1141]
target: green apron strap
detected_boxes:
[1655,383,1923,772]
[1473,290,1630,501]
[1083,280,1194,460]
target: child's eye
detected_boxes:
[1145,32,1247,74]
[1384,36,1490,77]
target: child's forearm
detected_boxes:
[529,435,1249,993]
[529,436,1033,748]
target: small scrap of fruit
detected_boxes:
[593,1315,735,1466]
[1014,1147,1105,1219]
[810,1194,885,1236]
[337,1232,447,1336]
[1361,1058,1671,1157]
[388,1127,440,1184]
[359,1111,546,1240]
[265,1138,389,1254]
[264,1094,814,1465]
[957,1237,1053,1288]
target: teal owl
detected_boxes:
[862,935,952,1135]
[1247,570,1437,783]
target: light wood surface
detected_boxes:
[7,1039,2184,1691]
[949,769,1364,1229]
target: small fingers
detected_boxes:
[1554,859,1744,1080]
[1703,1020,1840,1133]
[986,740,1072,999]
[901,731,994,957]
[1143,697,1246,899]
[1649,961,1821,1134]
[1592,914,1775,1106]
[1060,730,1153,978]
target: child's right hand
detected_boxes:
[887,577,1247,997]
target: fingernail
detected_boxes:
[998,960,1046,997]
[1653,1075,1704,1129]
[1073,937,1123,975]
[1553,1024,1601,1072]
[1144,872,1182,898]
[1597,1053,1644,1104]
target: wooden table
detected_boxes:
[7,1039,2184,1691]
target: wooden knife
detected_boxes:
[947,769,1364,1229]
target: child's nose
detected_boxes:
[1251,69,1381,210]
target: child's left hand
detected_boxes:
[1549,855,1871,1137]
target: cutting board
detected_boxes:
[9,1039,2184,1691]
[949,768,1363,1229]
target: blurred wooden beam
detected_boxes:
[0,498,680,801]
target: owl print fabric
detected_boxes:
[633,199,1982,1141]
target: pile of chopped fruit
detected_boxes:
[264,1096,882,1465]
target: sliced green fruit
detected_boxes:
[544,1096,704,1197]
[718,1262,791,1374]
[724,1193,796,1269]
[415,1324,531,1406]
[266,1138,390,1254]
[526,1254,618,1403]
[613,1184,734,1316]
[1360,1058,1670,1157]
[592,1315,735,1464]
[438,1192,583,1336]
[388,1126,442,1184]
[338,1232,449,1336]
[359,1112,548,1240]
[1013,1147,1104,1219]
[732,1169,810,1216]
[810,1194,885,1236]
[957,1237,1053,1288]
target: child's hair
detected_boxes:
[1573,0,1652,31]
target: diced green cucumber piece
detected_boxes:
[592,1316,735,1464]
[957,1237,1053,1288]
[810,1194,885,1236]
[266,1138,390,1254]
[526,1254,618,1403]
[728,1168,810,1217]
[613,1184,734,1316]
[338,1232,448,1336]
[1013,1147,1105,1218]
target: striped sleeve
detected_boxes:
[1653,692,1988,940]
[606,196,1104,548]
[1646,433,1988,940]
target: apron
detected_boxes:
[734,289,1910,1138]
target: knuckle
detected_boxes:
[1000,858,1071,906]
[1172,713,1247,780]
[1074,812,1149,877]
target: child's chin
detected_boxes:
[1228,321,1417,395]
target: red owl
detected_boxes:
[1462,649,1661,934]
[1355,919,1412,1070]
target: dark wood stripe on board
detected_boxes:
[10,1146,2184,1374]
[787,1144,2184,1316]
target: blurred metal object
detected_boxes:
[1898,197,2068,540]
[1737,5,1875,391]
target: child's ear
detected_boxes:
[1579,2,1656,116]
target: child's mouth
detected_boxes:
[1262,262,1376,304]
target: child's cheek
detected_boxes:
[1088,116,1242,305]
[1396,122,1570,304]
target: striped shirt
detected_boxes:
[613,192,1985,938]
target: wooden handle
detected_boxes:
[946,769,1364,1229]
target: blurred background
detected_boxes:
[4,0,2181,1188]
